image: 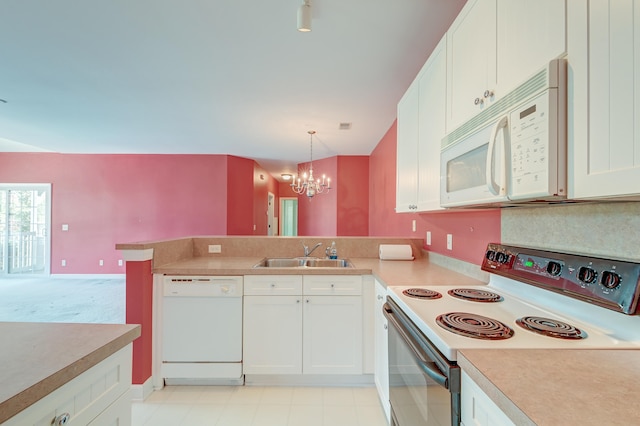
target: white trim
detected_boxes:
[121,248,154,262]
[130,377,154,401]
[51,273,126,279]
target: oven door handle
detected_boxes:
[383,304,449,389]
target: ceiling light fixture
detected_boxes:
[297,0,312,32]
[281,173,293,181]
[291,130,332,199]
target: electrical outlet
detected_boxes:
[61,224,69,231]
[118,259,123,266]
[412,219,416,232]
[208,244,222,254]
[61,259,66,267]
[446,234,453,250]
[99,259,104,266]
[426,231,432,246]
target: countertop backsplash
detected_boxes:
[501,201,640,261]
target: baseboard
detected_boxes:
[131,377,154,401]
[51,273,126,279]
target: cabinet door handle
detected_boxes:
[384,324,388,330]
[484,89,494,98]
[306,299,310,303]
[377,295,383,300]
[330,284,335,288]
[296,299,300,303]
[474,97,483,106]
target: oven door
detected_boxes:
[384,299,460,426]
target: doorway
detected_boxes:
[267,192,277,236]
[279,197,298,236]
[0,184,51,275]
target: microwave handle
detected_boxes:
[486,115,509,195]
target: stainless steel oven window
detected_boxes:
[384,299,460,426]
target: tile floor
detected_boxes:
[133,385,388,426]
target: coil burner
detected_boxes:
[448,288,503,302]
[516,316,587,339]
[436,312,514,340]
[402,288,443,300]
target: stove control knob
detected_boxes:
[600,271,622,289]
[578,266,598,285]
[485,250,496,261]
[546,261,562,276]
[495,252,510,264]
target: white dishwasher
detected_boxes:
[161,275,243,385]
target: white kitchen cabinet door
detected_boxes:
[373,280,390,423]
[416,36,447,212]
[243,295,303,375]
[496,0,566,95]
[396,77,420,213]
[396,35,447,213]
[447,0,497,131]
[568,0,640,199]
[461,371,515,426]
[303,295,363,375]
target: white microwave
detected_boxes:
[440,59,567,208]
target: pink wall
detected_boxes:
[0,153,245,273]
[368,120,501,265]
[337,156,369,236]
[297,157,338,236]
[226,156,255,235]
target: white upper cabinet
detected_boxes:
[396,75,420,212]
[496,0,566,96]
[396,36,447,213]
[446,0,566,132]
[447,0,497,131]
[568,0,640,200]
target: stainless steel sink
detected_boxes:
[253,257,353,268]
[256,258,307,268]
[304,258,351,268]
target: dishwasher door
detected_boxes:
[161,276,243,382]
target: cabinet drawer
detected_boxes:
[303,275,362,296]
[4,345,132,426]
[244,275,303,295]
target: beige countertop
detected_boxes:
[458,349,640,426]
[154,256,488,287]
[0,322,141,423]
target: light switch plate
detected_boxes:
[426,231,431,246]
[446,234,453,250]
[208,244,222,253]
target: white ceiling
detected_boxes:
[0,0,466,179]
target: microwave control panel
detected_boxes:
[508,89,557,199]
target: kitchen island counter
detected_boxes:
[0,322,140,423]
[458,348,640,426]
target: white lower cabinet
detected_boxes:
[461,370,514,426]
[4,345,133,426]
[373,279,390,423]
[243,275,363,376]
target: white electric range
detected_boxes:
[383,243,640,426]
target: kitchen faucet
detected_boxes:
[301,241,323,257]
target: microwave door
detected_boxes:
[440,121,509,208]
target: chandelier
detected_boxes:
[291,130,332,198]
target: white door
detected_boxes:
[0,184,51,275]
[243,295,303,374]
[303,295,363,375]
[569,0,640,199]
[447,0,497,131]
